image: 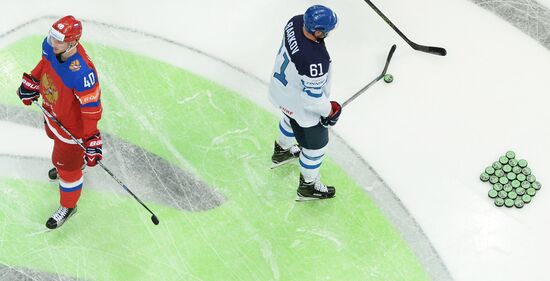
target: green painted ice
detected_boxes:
[0,37,428,280]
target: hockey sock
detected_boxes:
[58,169,83,208]
[277,116,295,149]
[299,147,325,182]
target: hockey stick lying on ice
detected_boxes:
[342,44,396,108]
[33,101,160,225]
[363,0,446,56]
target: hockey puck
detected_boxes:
[499,156,509,164]
[480,173,490,182]
[518,159,528,168]
[503,183,513,192]
[514,199,524,208]
[504,198,514,208]
[505,151,516,159]
[516,187,526,196]
[383,74,393,83]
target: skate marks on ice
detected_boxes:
[0,104,225,212]
[0,266,79,281]
[472,0,550,50]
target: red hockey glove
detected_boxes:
[320,101,342,127]
[17,73,40,106]
[84,133,103,167]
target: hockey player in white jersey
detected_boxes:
[269,5,341,200]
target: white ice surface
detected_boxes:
[1,0,549,280]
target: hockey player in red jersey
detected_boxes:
[17,15,103,229]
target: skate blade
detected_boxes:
[295,195,335,202]
[270,158,298,169]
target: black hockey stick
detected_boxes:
[342,44,396,108]
[363,0,446,56]
[33,101,160,225]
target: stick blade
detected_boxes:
[413,44,447,56]
[151,215,160,225]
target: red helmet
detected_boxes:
[50,15,82,42]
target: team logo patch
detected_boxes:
[69,60,81,72]
[41,74,59,104]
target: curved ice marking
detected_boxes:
[0,104,225,212]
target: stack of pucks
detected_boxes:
[480,151,542,208]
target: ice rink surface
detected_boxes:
[1,0,549,280]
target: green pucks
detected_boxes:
[488,189,498,198]
[526,175,536,183]
[506,151,516,159]
[516,174,526,182]
[480,173,490,182]
[485,166,495,175]
[499,177,509,184]
[518,159,528,168]
[522,194,532,203]
[511,180,521,188]
[514,199,524,208]
[526,188,536,196]
[493,183,503,191]
[490,176,499,184]
[492,162,503,170]
[502,165,512,173]
[495,170,505,177]
[507,191,517,200]
[532,181,542,190]
[495,198,505,207]
[508,158,518,167]
[498,190,508,199]
[503,184,513,192]
[516,187,526,195]
[512,166,522,174]
[506,172,516,180]
[521,181,531,189]
[504,198,514,207]
[522,167,531,175]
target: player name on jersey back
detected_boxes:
[285,21,300,55]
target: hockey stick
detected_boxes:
[33,101,160,225]
[363,0,447,56]
[342,44,396,108]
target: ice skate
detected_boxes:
[296,174,335,201]
[46,205,77,229]
[271,142,301,169]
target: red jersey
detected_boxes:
[31,38,102,144]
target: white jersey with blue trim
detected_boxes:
[268,15,332,128]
